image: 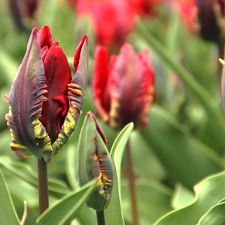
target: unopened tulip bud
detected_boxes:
[77,112,113,211]
[5,26,88,162]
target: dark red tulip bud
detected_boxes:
[5,26,88,162]
[93,44,155,130]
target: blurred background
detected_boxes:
[1,0,225,224]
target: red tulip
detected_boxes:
[5,26,88,162]
[129,0,162,16]
[173,0,225,45]
[73,0,135,50]
[93,44,155,130]
[195,0,225,44]
[170,0,197,33]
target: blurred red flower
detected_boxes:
[93,44,155,130]
[129,0,162,16]
[76,0,134,50]
[170,0,197,32]
[195,0,225,44]
[69,0,162,49]
[173,0,225,45]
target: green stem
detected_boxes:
[96,210,105,225]
[125,140,139,225]
[37,157,49,215]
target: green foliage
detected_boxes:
[0,169,20,225]
[155,171,225,225]
[36,179,97,225]
[105,122,134,225]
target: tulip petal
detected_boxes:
[37,25,59,49]
[109,44,155,129]
[40,45,71,143]
[93,46,111,122]
[52,35,89,154]
[5,28,52,162]
[73,34,89,91]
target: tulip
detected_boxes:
[77,111,113,211]
[129,0,162,16]
[5,26,88,162]
[69,0,135,50]
[170,0,197,33]
[93,44,155,130]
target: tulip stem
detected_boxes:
[125,140,139,225]
[96,210,105,225]
[37,157,49,215]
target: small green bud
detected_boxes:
[77,112,113,211]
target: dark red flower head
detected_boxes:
[93,44,155,130]
[74,0,135,50]
[5,26,88,162]
[195,0,225,44]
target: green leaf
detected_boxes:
[130,132,166,181]
[155,171,225,225]
[0,169,20,225]
[36,179,97,225]
[66,144,79,190]
[0,156,69,197]
[105,122,134,225]
[121,180,172,225]
[142,106,222,189]
[171,184,195,210]
[198,202,225,225]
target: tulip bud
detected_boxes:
[5,26,88,162]
[93,44,155,130]
[77,112,113,211]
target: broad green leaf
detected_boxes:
[198,202,225,225]
[70,219,80,225]
[142,106,222,189]
[130,132,166,181]
[36,179,97,225]
[0,47,18,86]
[66,144,79,190]
[121,180,172,225]
[0,156,69,197]
[0,169,20,225]
[105,123,134,225]
[171,184,195,210]
[155,171,225,225]
[75,205,97,225]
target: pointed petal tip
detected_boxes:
[31,27,38,32]
[86,111,108,145]
[81,34,88,44]
[87,111,94,118]
[73,34,89,91]
[4,94,9,103]
[42,151,52,162]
